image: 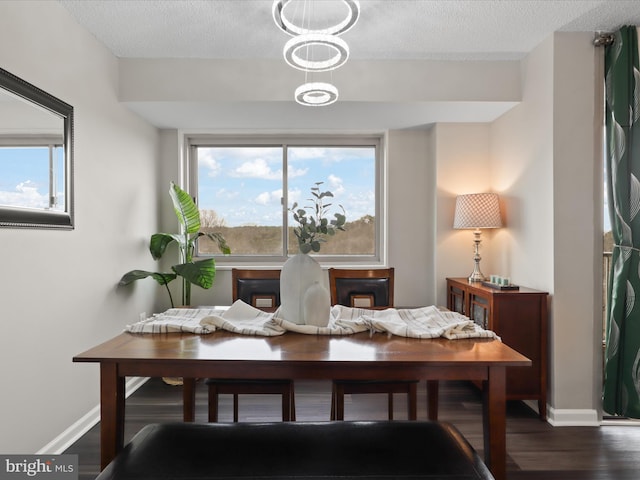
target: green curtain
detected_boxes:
[603,26,640,418]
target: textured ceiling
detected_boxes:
[59,0,640,61]
[55,0,640,129]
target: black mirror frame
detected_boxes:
[0,67,74,230]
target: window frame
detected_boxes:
[185,133,386,267]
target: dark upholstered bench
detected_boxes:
[95,421,494,480]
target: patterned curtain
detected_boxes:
[603,26,640,418]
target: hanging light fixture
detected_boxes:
[295,82,339,106]
[272,0,360,36]
[272,0,360,107]
[283,33,349,72]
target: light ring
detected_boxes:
[283,34,349,72]
[273,0,360,36]
[295,82,339,106]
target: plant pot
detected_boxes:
[280,253,330,326]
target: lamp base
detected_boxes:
[468,270,486,283]
[468,229,487,283]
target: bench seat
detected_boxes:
[95,421,494,480]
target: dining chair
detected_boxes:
[206,269,295,422]
[328,267,418,420]
[233,268,281,311]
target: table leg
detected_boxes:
[183,378,196,422]
[483,366,507,480]
[100,362,125,470]
[426,380,439,420]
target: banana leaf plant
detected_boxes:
[119,181,230,307]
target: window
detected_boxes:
[0,142,65,211]
[186,135,383,264]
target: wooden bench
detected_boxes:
[95,421,494,480]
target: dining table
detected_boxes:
[74,325,530,480]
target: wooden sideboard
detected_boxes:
[446,277,548,419]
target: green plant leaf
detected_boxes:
[169,181,201,234]
[149,233,183,260]
[299,243,312,254]
[119,270,177,286]
[199,232,231,255]
[173,258,216,289]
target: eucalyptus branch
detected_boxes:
[289,182,346,254]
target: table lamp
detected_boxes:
[453,193,503,282]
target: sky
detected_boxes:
[0,146,65,210]
[196,146,375,227]
[3,144,611,232]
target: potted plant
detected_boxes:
[119,181,230,307]
[280,182,346,326]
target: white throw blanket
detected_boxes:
[200,300,286,336]
[125,301,498,340]
[324,305,499,339]
[125,302,285,336]
[125,307,227,334]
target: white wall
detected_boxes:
[0,1,160,453]
[434,123,493,305]
[387,129,434,306]
[551,32,602,418]
[490,32,602,423]
[491,37,555,291]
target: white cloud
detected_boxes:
[216,188,240,200]
[200,150,221,177]
[255,189,282,206]
[287,165,308,178]
[0,181,48,209]
[328,174,345,195]
[288,147,327,161]
[342,189,375,221]
[232,158,282,180]
[288,147,372,164]
[288,188,303,206]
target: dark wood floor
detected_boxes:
[65,378,640,480]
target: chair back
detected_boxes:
[232,269,281,310]
[328,268,394,308]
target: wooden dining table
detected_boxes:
[74,329,530,480]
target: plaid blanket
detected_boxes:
[126,301,498,340]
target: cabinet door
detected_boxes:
[468,293,490,329]
[492,295,544,396]
[448,284,466,314]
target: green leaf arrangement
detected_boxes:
[290,182,347,254]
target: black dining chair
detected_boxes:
[206,269,295,422]
[328,267,418,420]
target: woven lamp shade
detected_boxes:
[453,193,503,229]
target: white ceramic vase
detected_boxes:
[280,253,330,326]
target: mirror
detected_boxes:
[0,67,74,229]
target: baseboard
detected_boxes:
[37,377,150,454]
[546,405,600,426]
